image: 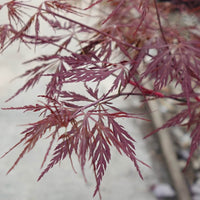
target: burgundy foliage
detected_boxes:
[1,0,200,198]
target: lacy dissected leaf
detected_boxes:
[144,108,190,138]
[38,135,75,181]
[187,124,200,165]
[141,39,200,103]
[4,117,57,174]
[145,101,200,165]
[45,61,67,98]
[2,103,46,113]
[2,98,75,171]
[63,66,117,83]
[90,129,111,197]
[90,110,145,196]
[6,99,145,197]
[6,1,27,25]
[59,91,93,102]
[108,116,144,178]
[44,0,81,14]
[85,84,99,100]
[6,63,50,101]
[0,25,11,49]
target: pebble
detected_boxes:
[150,183,176,198]
[191,179,200,195]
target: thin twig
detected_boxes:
[153,0,168,44]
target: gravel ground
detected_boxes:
[0,47,158,200]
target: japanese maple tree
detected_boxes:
[1,0,200,198]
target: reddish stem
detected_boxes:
[129,80,164,98]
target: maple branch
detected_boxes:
[128,80,187,102]
[129,80,164,98]
[70,96,105,119]
[153,0,167,44]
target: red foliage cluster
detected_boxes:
[1,0,200,198]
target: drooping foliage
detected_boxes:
[1,0,200,198]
